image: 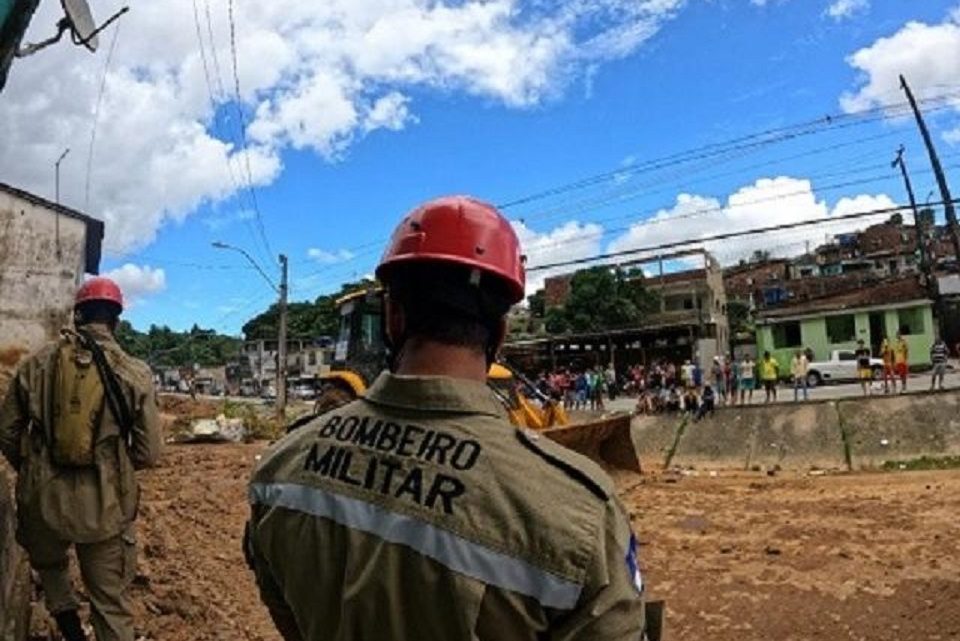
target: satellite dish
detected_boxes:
[62,0,100,52]
[15,3,128,58]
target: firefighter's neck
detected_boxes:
[395,339,488,382]
[79,321,115,336]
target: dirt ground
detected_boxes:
[32,442,960,641]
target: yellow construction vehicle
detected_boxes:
[311,287,640,473]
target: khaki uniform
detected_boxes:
[247,372,645,641]
[0,323,162,641]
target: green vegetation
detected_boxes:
[542,266,658,334]
[242,278,374,340]
[115,322,241,368]
[881,455,960,471]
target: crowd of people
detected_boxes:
[532,334,959,423]
[533,353,785,423]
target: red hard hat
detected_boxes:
[376,196,526,303]
[75,277,124,311]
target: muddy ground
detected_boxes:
[31,442,960,641]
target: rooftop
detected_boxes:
[0,181,105,274]
[756,276,929,320]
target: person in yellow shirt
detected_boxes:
[759,351,779,403]
[894,331,909,393]
[880,336,897,394]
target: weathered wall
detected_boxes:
[0,189,92,641]
[0,189,88,387]
[633,390,960,471]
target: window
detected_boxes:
[307,352,317,366]
[825,315,856,344]
[361,313,383,351]
[838,351,856,362]
[897,307,925,335]
[772,321,802,349]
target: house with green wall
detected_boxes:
[755,277,935,374]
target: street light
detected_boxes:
[54,147,70,259]
[212,241,289,421]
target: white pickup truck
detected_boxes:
[805,349,884,387]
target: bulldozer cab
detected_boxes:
[331,288,386,386]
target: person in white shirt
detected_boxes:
[790,350,810,402]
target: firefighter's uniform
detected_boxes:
[246,372,645,640]
[0,323,162,641]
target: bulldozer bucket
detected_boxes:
[543,413,641,474]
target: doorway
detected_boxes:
[868,312,885,355]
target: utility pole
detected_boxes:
[892,146,931,280]
[211,241,288,422]
[900,74,960,262]
[276,253,289,421]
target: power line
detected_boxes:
[516,160,960,260]
[204,0,227,99]
[527,199,960,272]
[292,96,960,293]
[498,90,960,211]
[514,127,909,229]
[84,20,122,210]
[227,0,274,261]
[190,0,264,259]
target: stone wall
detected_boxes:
[633,390,960,471]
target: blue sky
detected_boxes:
[4,1,960,334]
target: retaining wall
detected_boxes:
[633,390,960,471]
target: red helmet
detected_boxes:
[75,277,124,311]
[376,196,526,303]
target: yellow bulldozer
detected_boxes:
[310,287,640,473]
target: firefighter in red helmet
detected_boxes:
[246,196,647,640]
[0,277,162,641]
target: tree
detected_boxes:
[241,278,375,341]
[115,322,241,368]
[545,266,658,334]
[527,289,545,318]
[726,300,753,336]
[749,249,771,263]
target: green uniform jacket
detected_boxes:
[247,372,645,641]
[0,324,163,544]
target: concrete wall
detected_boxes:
[0,188,90,387]
[633,390,960,471]
[0,189,95,641]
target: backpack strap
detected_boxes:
[76,329,134,448]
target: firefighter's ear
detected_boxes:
[383,293,406,346]
[492,318,507,353]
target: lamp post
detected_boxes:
[213,241,288,420]
[54,147,69,258]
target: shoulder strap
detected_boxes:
[77,329,133,447]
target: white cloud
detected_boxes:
[307,248,356,264]
[945,126,960,145]
[606,177,896,266]
[839,13,960,122]
[101,263,167,306]
[513,219,604,294]
[825,0,869,21]
[0,0,684,255]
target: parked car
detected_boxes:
[291,384,317,400]
[806,349,883,387]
